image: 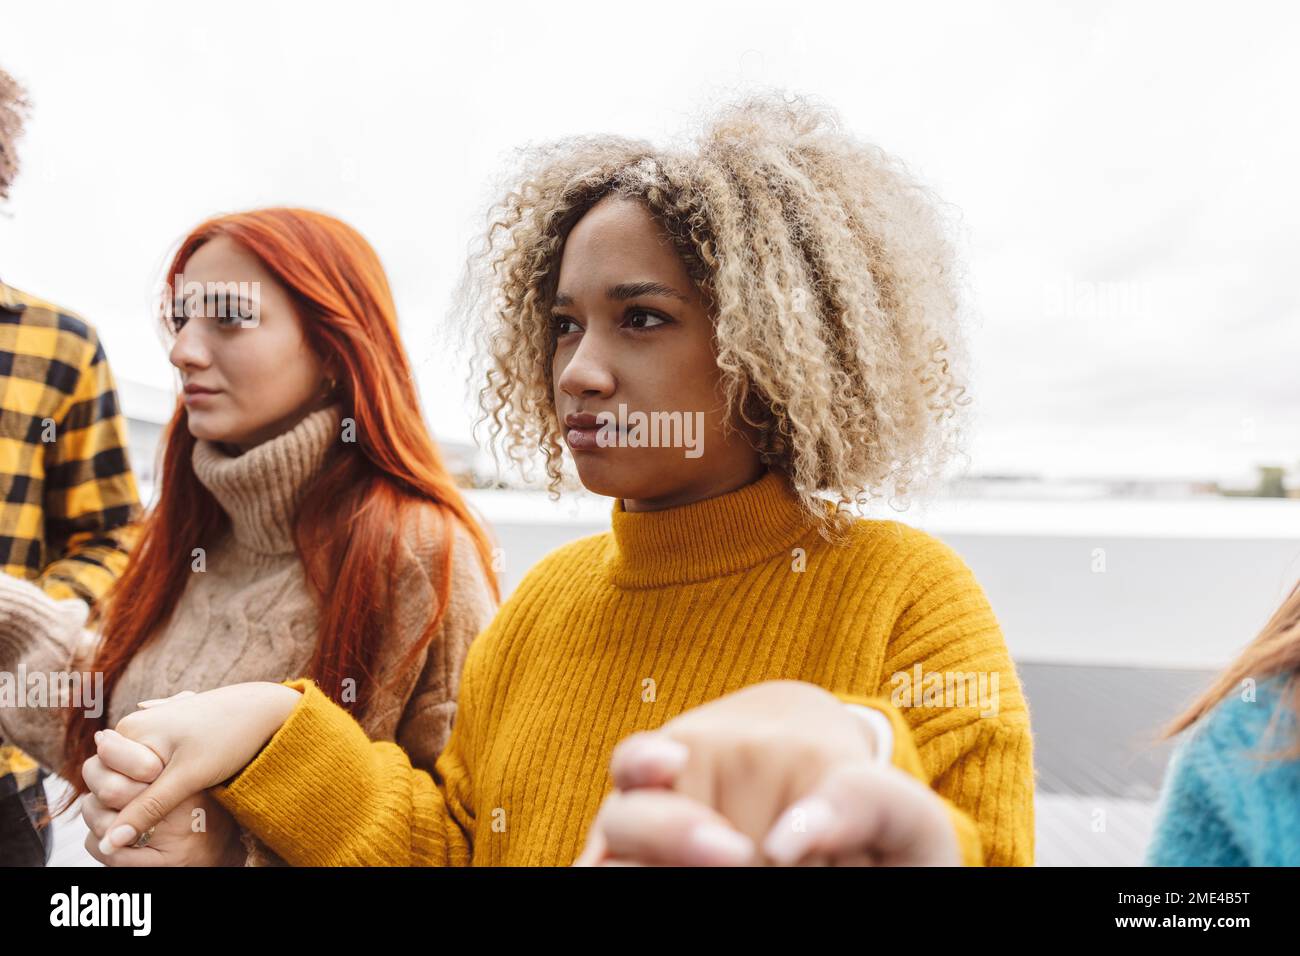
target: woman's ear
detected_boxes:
[320,361,342,399]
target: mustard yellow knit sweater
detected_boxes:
[215,471,1035,865]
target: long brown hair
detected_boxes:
[1160,581,1300,759]
[55,208,499,806]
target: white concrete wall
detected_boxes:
[470,490,1300,669]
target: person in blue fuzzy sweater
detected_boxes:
[1146,583,1300,866]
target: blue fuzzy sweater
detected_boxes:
[1146,674,1300,866]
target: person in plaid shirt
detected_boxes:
[0,65,143,864]
[0,282,143,598]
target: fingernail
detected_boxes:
[634,737,689,772]
[93,731,103,744]
[763,796,836,865]
[99,824,136,856]
[684,823,754,866]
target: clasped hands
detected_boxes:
[83,680,961,866]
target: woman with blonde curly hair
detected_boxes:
[86,95,1035,867]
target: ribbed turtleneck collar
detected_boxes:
[192,403,344,556]
[603,470,820,588]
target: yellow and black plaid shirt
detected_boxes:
[0,280,141,606]
[0,277,143,780]
[0,281,143,783]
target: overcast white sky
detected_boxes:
[2,0,1297,484]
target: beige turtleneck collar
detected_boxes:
[191,402,346,555]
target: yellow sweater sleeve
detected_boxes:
[841,527,1036,867]
[834,692,988,866]
[212,678,474,866]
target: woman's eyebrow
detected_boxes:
[198,290,255,316]
[607,281,689,302]
[552,281,689,308]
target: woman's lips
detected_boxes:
[565,427,629,451]
[565,425,606,450]
[569,424,618,450]
[565,412,611,451]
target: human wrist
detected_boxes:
[266,682,303,720]
[842,703,894,766]
[249,682,304,744]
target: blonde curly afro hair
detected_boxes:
[464,93,970,521]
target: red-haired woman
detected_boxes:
[0,208,499,865]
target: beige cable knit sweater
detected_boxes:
[0,402,497,864]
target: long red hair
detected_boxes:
[56,208,499,804]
